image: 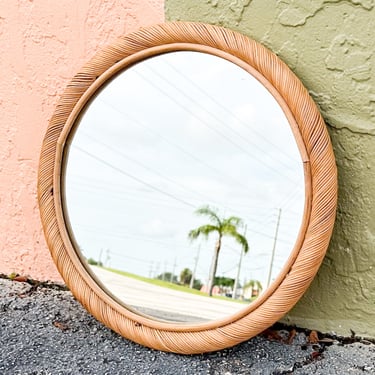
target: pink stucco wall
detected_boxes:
[0,1,164,281]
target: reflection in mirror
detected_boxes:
[63,51,305,323]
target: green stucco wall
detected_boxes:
[166,0,375,338]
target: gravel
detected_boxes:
[0,278,374,375]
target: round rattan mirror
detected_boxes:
[38,22,337,354]
[62,50,306,324]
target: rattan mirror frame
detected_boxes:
[38,22,337,354]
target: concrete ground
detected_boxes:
[0,278,374,375]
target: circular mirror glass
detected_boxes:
[62,51,305,323]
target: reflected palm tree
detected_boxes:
[244,279,263,299]
[188,205,249,297]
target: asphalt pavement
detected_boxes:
[0,277,374,374]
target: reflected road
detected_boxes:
[91,266,248,322]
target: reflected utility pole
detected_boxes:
[266,208,282,288]
[155,262,160,278]
[162,261,167,281]
[102,248,110,268]
[189,245,201,289]
[170,258,177,283]
[233,224,247,299]
[148,261,154,278]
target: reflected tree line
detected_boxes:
[154,270,262,300]
[155,269,240,292]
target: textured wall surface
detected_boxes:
[1,0,374,339]
[0,1,163,281]
[166,0,375,337]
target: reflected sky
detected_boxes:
[63,51,305,292]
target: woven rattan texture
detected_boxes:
[38,22,337,354]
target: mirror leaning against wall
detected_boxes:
[63,51,305,323]
[38,22,337,354]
